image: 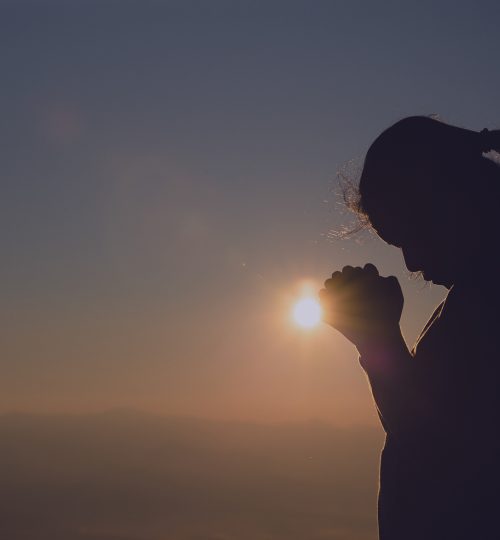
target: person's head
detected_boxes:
[357,116,500,287]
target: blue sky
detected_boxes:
[2,0,499,421]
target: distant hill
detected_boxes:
[0,411,383,540]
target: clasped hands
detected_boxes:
[319,264,404,354]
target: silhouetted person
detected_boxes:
[319,116,500,539]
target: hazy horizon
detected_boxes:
[0,410,383,540]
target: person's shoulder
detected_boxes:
[447,282,498,316]
[443,282,498,344]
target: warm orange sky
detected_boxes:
[2,1,498,425]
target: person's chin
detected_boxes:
[424,270,452,288]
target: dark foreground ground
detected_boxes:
[0,411,383,540]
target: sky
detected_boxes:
[2,0,500,424]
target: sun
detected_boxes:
[292,297,322,329]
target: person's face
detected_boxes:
[371,201,461,289]
[362,158,475,288]
[400,238,455,288]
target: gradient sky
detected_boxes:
[2,0,499,424]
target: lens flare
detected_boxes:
[292,297,322,329]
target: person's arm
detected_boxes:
[357,329,417,439]
[320,265,433,442]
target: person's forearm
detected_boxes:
[357,328,417,438]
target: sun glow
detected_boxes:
[292,297,322,329]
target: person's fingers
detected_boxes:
[350,266,364,279]
[325,271,343,289]
[384,275,400,288]
[363,263,379,276]
[324,265,383,304]
[341,265,355,278]
[383,275,403,299]
[318,288,328,299]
